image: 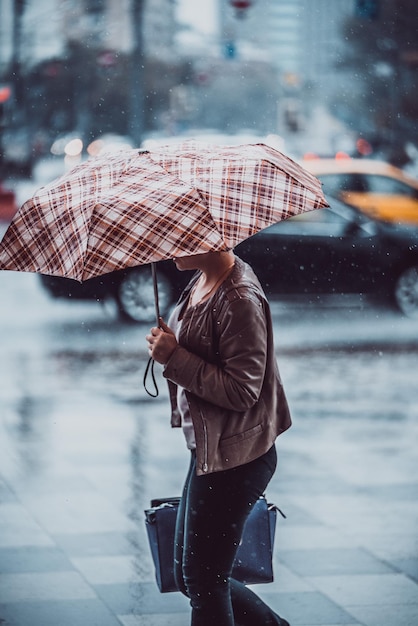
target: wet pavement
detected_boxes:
[1,270,418,625]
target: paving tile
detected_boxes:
[53,531,134,557]
[276,525,359,551]
[11,473,96,497]
[0,502,54,548]
[70,555,154,585]
[307,573,418,606]
[94,582,189,615]
[279,547,396,577]
[80,467,133,508]
[258,590,357,625]
[290,494,417,537]
[251,563,313,593]
[265,498,324,527]
[19,491,131,534]
[273,472,350,497]
[358,482,418,501]
[0,479,17,502]
[356,531,418,561]
[0,545,72,574]
[346,603,418,626]
[0,599,121,626]
[119,614,191,626]
[392,558,418,583]
[0,571,96,603]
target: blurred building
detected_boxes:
[60,0,176,61]
[220,0,303,72]
[301,0,356,96]
[219,0,355,83]
[0,0,177,71]
[0,0,362,149]
[0,0,63,70]
[0,0,180,157]
[218,0,357,133]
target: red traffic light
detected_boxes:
[230,0,252,17]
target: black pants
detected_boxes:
[174,445,284,626]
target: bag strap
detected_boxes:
[268,503,286,519]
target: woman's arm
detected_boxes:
[163,297,268,411]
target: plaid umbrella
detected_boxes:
[0,141,328,283]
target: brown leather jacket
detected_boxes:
[163,257,291,475]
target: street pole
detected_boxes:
[1,0,26,179]
[129,0,145,147]
[11,0,25,113]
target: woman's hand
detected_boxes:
[146,317,178,364]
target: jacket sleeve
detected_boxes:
[163,296,268,411]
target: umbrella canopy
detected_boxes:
[0,141,328,281]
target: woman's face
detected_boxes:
[173,250,233,272]
[172,254,206,272]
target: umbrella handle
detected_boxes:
[151,262,160,327]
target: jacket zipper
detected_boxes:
[185,306,208,472]
[199,407,209,473]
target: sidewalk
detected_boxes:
[1,388,418,625]
[0,277,418,625]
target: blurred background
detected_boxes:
[0,0,417,179]
[2,0,418,323]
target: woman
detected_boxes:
[146,250,291,626]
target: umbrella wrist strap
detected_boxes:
[143,357,159,397]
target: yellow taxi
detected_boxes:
[302,157,418,225]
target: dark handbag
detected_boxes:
[144,495,284,593]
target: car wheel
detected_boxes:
[116,267,173,323]
[394,266,418,318]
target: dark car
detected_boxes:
[39,198,418,321]
[39,258,189,323]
